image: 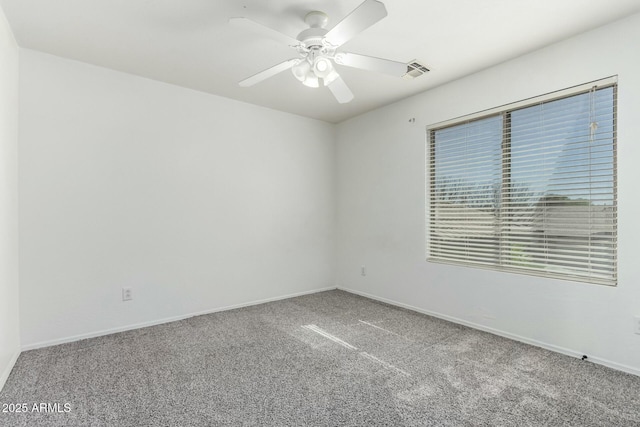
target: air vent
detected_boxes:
[403,60,430,80]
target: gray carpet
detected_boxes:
[1,290,639,426]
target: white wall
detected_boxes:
[19,49,336,348]
[13,10,640,377]
[336,13,640,374]
[0,6,20,390]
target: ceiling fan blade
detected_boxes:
[229,17,301,47]
[327,76,354,104]
[324,0,387,47]
[239,59,300,87]
[334,52,406,77]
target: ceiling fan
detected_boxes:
[229,0,408,104]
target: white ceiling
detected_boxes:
[2,0,639,123]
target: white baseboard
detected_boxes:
[0,349,21,392]
[22,284,638,378]
[338,286,640,378]
[22,286,337,352]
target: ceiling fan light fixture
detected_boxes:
[313,57,333,78]
[302,71,319,88]
[292,60,311,82]
[234,0,405,105]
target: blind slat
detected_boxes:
[428,82,617,286]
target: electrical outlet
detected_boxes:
[122,287,133,301]
[635,316,640,335]
[361,266,366,276]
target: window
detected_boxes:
[428,78,617,285]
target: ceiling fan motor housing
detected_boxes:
[235,0,401,105]
[297,11,329,49]
[297,28,328,48]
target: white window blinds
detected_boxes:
[428,79,617,285]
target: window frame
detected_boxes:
[426,76,618,286]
